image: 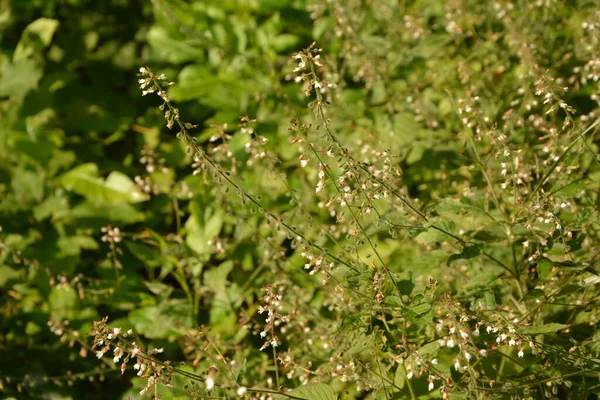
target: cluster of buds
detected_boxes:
[140,146,168,174]
[240,116,269,164]
[291,43,335,97]
[257,284,288,351]
[101,225,122,244]
[138,66,174,100]
[300,246,334,278]
[91,318,174,396]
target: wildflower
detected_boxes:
[113,346,124,363]
[205,376,215,391]
[237,387,247,396]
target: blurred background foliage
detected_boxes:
[1,0,600,398]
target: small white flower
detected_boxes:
[518,350,524,358]
[237,387,247,396]
[206,376,215,391]
[96,351,104,359]
[454,360,461,371]
[407,371,414,379]
[428,381,435,391]
[446,339,455,348]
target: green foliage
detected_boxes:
[2,0,600,399]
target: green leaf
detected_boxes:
[0,266,21,288]
[147,26,205,64]
[129,299,193,338]
[59,201,146,224]
[0,59,43,97]
[522,289,545,301]
[447,243,482,265]
[61,163,145,203]
[13,18,60,61]
[204,260,234,292]
[394,364,406,389]
[278,383,338,400]
[11,167,45,204]
[521,323,569,335]
[402,302,432,323]
[185,200,224,255]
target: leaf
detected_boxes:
[13,18,59,61]
[126,241,164,268]
[11,167,45,204]
[61,163,145,203]
[521,323,569,335]
[0,266,21,288]
[0,59,43,97]
[394,364,406,389]
[147,26,205,64]
[58,201,146,225]
[522,289,545,301]
[129,299,193,338]
[204,260,234,292]
[278,383,337,400]
[402,302,432,323]
[447,243,482,266]
[185,199,224,255]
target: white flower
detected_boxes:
[446,339,455,348]
[518,350,524,358]
[509,339,516,346]
[113,327,121,336]
[206,376,215,391]
[96,351,104,359]
[237,387,247,396]
[454,360,461,371]
[407,371,414,379]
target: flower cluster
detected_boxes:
[91,318,174,396]
[257,284,288,351]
